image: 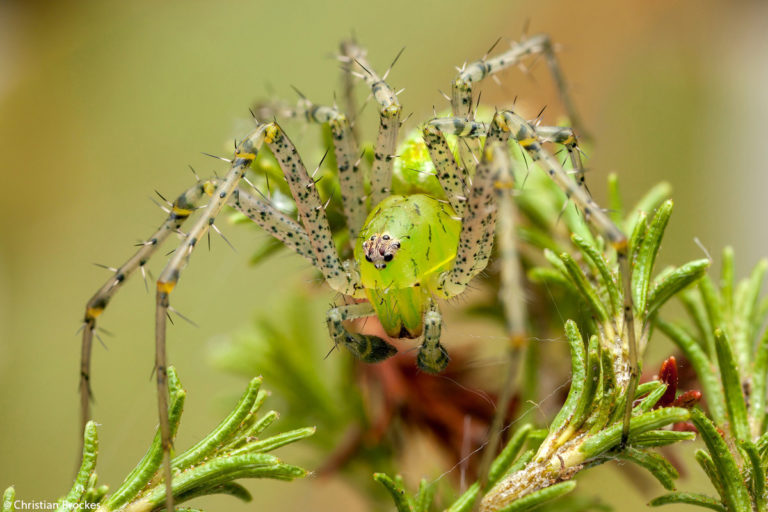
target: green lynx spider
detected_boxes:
[79,35,637,511]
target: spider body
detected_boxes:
[356,194,461,339]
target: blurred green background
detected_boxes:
[1,0,767,510]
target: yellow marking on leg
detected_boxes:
[384,105,401,117]
[203,181,217,196]
[86,307,104,320]
[494,113,511,132]
[518,137,537,148]
[157,281,176,294]
[172,206,195,217]
[264,124,279,144]
[234,151,256,161]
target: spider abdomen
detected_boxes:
[355,194,461,338]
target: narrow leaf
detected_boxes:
[557,334,600,445]
[228,426,316,456]
[173,376,262,469]
[59,421,98,509]
[696,449,725,499]
[752,326,768,436]
[580,407,690,458]
[607,173,623,225]
[558,252,609,322]
[740,440,766,512]
[679,288,717,357]
[720,247,735,319]
[617,447,679,490]
[647,260,710,317]
[733,259,767,371]
[572,234,621,317]
[625,181,672,236]
[649,492,725,511]
[632,430,696,448]
[414,479,436,512]
[373,473,413,512]
[488,424,533,486]
[3,488,14,512]
[632,200,673,314]
[713,329,749,442]
[690,408,751,512]
[549,321,587,434]
[496,481,577,512]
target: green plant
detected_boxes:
[2,368,312,512]
[370,184,711,511]
[651,251,768,511]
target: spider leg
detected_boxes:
[452,34,585,135]
[339,39,362,142]
[153,126,267,511]
[79,180,208,452]
[424,111,637,444]
[475,143,530,489]
[433,132,506,298]
[264,123,361,297]
[535,125,586,195]
[80,179,315,437]
[228,186,316,265]
[422,118,482,217]
[451,34,586,177]
[326,302,397,363]
[489,110,637,446]
[416,299,450,373]
[344,45,401,208]
[266,98,367,244]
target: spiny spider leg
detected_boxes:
[425,116,534,483]
[451,34,586,175]
[154,126,267,511]
[475,146,530,490]
[326,302,397,363]
[493,152,528,345]
[435,136,506,298]
[253,96,367,243]
[341,43,402,208]
[417,298,450,374]
[414,141,506,373]
[79,180,207,451]
[428,111,638,445]
[535,125,585,192]
[229,186,316,264]
[263,123,361,296]
[421,118,481,216]
[79,177,316,453]
[452,34,585,133]
[489,110,637,446]
[339,39,362,143]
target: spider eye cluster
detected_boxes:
[362,233,401,270]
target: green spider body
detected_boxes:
[355,194,461,338]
